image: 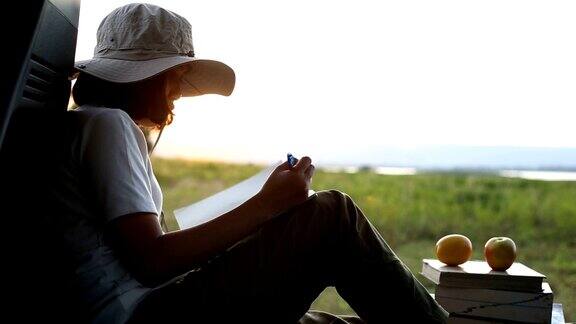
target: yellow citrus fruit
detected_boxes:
[436,234,473,266]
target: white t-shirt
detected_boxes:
[56,105,163,323]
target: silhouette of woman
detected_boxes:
[66,3,449,323]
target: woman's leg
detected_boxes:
[127,190,448,324]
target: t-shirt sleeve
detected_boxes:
[81,109,159,223]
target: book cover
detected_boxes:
[438,295,553,323]
[445,303,565,324]
[435,283,553,309]
[448,303,564,323]
[421,259,545,292]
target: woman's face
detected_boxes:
[165,65,189,106]
[137,65,189,128]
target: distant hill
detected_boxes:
[313,146,576,171]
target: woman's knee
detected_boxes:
[317,189,357,214]
[302,189,358,229]
[266,189,360,244]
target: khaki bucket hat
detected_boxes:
[74,3,235,97]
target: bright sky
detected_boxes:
[75,0,576,164]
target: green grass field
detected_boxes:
[153,157,576,321]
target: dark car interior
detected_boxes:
[0,0,82,322]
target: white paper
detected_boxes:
[174,160,315,230]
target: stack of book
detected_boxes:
[421,259,566,323]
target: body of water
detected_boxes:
[322,165,576,181]
[499,170,576,181]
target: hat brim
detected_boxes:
[74,56,235,97]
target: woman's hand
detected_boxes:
[256,156,315,219]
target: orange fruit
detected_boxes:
[436,234,473,266]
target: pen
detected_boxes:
[287,153,298,168]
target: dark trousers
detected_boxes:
[127,190,449,324]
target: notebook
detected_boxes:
[174,160,316,230]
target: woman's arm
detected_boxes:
[107,192,271,286]
[106,157,315,286]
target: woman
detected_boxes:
[68,3,448,324]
